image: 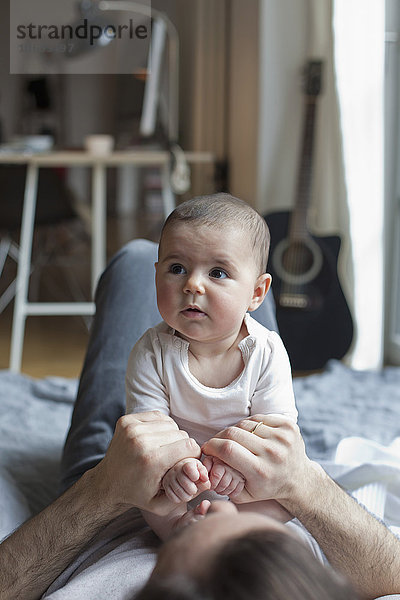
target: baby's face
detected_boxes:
[155,223,270,349]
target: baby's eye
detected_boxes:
[169,264,186,275]
[209,268,228,279]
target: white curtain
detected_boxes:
[333,0,385,369]
[257,0,385,370]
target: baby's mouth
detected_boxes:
[181,307,206,317]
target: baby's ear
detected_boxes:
[248,273,272,312]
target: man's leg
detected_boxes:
[60,239,160,492]
[253,290,278,333]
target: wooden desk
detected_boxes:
[0,149,214,372]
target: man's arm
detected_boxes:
[0,412,201,600]
[1,468,117,600]
[202,415,400,600]
[284,460,400,600]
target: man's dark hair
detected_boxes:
[159,193,271,275]
[135,530,358,600]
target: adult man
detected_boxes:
[1,409,400,599]
[1,239,399,599]
[0,411,201,599]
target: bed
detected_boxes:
[0,371,78,539]
[1,360,400,600]
[1,360,400,539]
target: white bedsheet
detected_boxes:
[328,436,400,600]
[1,369,400,598]
[326,436,400,536]
[42,437,400,600]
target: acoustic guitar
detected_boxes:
[265,60,353,371]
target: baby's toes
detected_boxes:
[202,456,213,474]
[165,485,186,504]
[177,475,199,498]
[214,471,233,495]
[209,465,225,489]
[166,480,194,503]
[224,479,245,497]
[182,459,203,482]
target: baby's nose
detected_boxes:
[207,500,238,516]
[184,273,205,294]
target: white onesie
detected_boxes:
[126,313,297,445]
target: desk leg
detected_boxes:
[10,163,39,372]
[91,163,107,296]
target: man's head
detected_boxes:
[159,193,271,276]
[136,502,356,600]
[155,194,272,345]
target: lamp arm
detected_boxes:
[98,0,179,142]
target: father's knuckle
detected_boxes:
[116,414,130,430]
[136,444,154,468]
[218,439,235,461]
[274,419,297,441]
[253,461,265,478]
[224,426,239,440]
[117,414,141,437]
[251,413,264,421]
[286,419,299,433]
[129,428,151,455]
[185,437,200,454]
[272,446,286,465]
[284,420,300,442]
[187,436,197,449]
[151,409,165,419]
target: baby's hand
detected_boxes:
[202,456,245,497]
[162,457,210,503]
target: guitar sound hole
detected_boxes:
[282,242,314,276]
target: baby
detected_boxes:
[126,193,297,539]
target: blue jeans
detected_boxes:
[60,239,278,492]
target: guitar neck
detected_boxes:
[289,96,318,241]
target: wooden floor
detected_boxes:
[0,308,89,378]
[0,212,164,379]
[0,215,319,380]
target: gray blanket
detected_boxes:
[295,360,400,460]
[2,360,400,540]
[0,371,77,538]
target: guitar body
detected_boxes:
[265,211,354,371]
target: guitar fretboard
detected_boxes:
[289,96,318,241]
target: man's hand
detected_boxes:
[0,411,202,600]
[203,414,400,599]
[95,411,202,515]
[201,414,311,505]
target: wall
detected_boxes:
[0,3,21,141]
[256,0,309,214]
[227,0,260,204]
[0,1,305,212]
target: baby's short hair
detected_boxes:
[160,193,270,275]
